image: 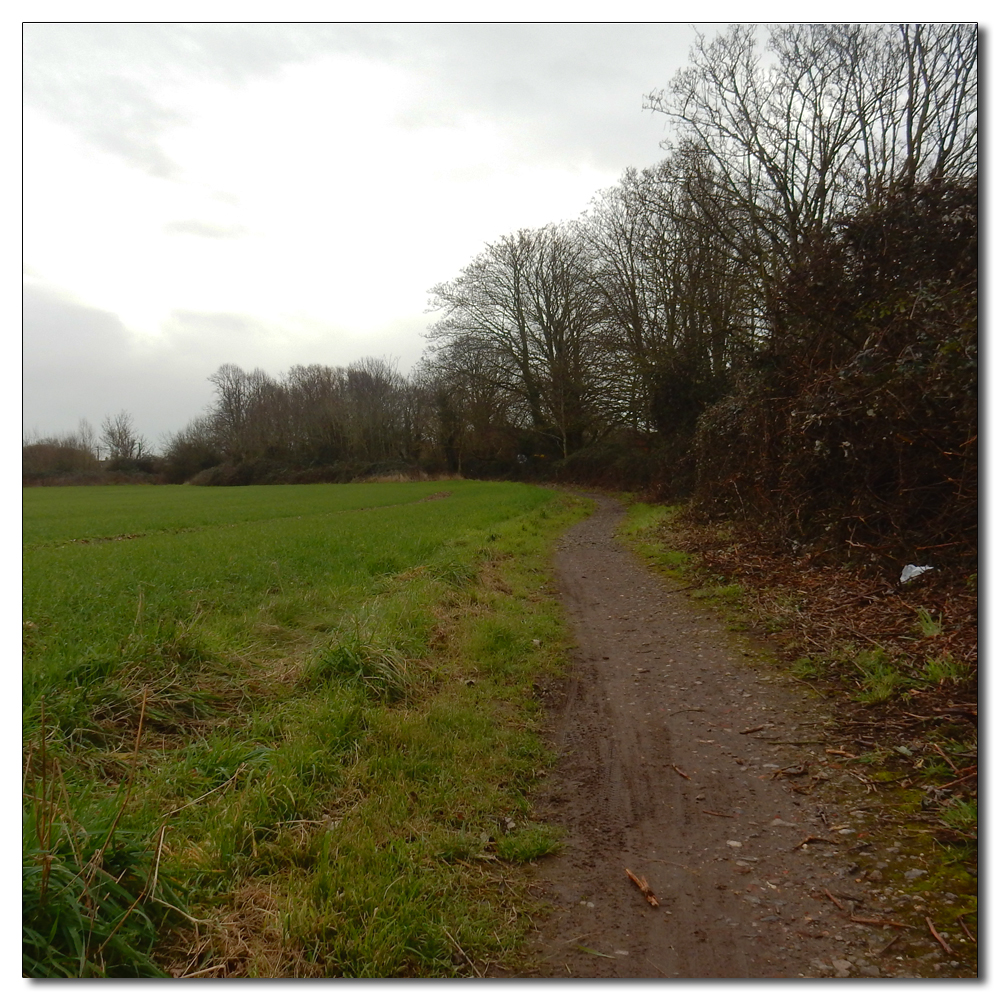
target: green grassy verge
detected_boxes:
[23,482,591,977]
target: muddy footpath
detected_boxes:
[517,497,974,979]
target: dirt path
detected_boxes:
[522,497,941,979]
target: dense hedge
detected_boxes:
[691,179,977,568]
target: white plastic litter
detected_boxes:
[900,564,934,584]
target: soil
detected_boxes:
[517,496,975,979]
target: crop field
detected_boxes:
[23,481,590,977]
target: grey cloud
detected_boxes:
[23,23,323,178]
[158,308,426,388]
[334,22,704,171]
[82,76,187,179]
[24,28,188,177]
[21,292,379,444]
[24,23,708,179]
[23,282,134,366]
[22,285,213,444]
[163,220,248,239]
[160,310,284,360]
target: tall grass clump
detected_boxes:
[23,697,184,977]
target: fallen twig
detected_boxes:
[878,935,901,956]
[758,739,825,745]
[576,945,617,959]
[931,743,962,775]
[702,810,735,818]
[151,896,217,926]
[850,770,902,785]
[770,763,808,779]
[849,916,914,929]
[444,928,483,977]
[671,764,691,780]
[625,868,660,907]
[926,916,955,955]
[937,770,977,790]
[958,917,976,944]
[740,725,769,734]
[646,956,668,975]
[180,963,229,978]
[823,888,846,911]
[165,764,248,816]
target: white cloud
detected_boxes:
[164,220,249,238]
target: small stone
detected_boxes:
[832,958,853,977]
[727,840,743,847]
[904,869,928,880]
[858,965,881,977]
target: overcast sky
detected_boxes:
[21,19,731,446]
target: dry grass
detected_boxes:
[161,882,323,978]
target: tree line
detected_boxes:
[26,23,977,563]
[23,413,152,482]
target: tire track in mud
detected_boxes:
[521,497,905,979]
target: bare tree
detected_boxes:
[344,356,407,462]
[100,410,147,462]
[77,418,100,460]
[428,224,604,457]
[895,23,978,190]
[645,23,976,269]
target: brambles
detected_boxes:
[692,177,977,569]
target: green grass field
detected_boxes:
[23,481,590,977]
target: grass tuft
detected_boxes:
[309,637,410,702]
[921,655,969,686]
[916,607,944,637]
[851,648,908,704]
